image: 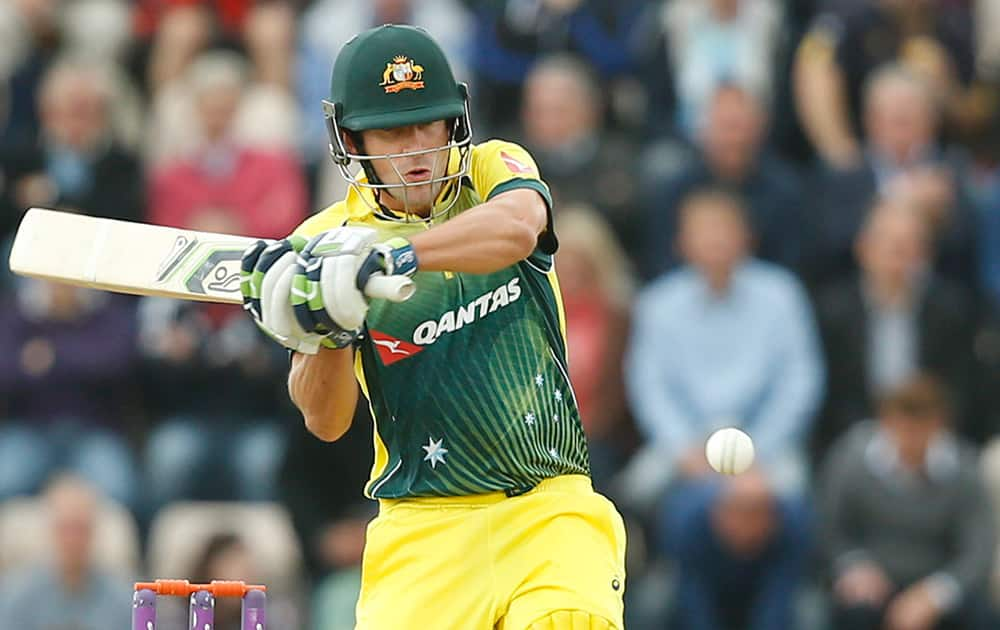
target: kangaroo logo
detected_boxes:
[380,55,425,93]
[372,338,411,356]
[369,329,424,365]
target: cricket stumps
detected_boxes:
[132,579,267,629]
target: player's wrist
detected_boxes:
[356,237,418,294]
[319,327,361,350]
[378,237,419,277]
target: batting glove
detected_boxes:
[241,235,337,354]
[356,236,419,293]
[289,227,379,346]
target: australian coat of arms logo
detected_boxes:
[380,55,425,93]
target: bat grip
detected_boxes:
[362,275,415,302]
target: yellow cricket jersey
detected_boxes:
[294,140,591,499]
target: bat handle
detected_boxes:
[363,275,416,302]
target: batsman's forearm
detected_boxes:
[410,209,537,273]
[409,189,547,274]
[288,348,359,441]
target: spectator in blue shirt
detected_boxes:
[621,188,823,630]
[0,475,132,630]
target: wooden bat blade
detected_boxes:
[9,208,254,303]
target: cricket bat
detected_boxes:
[8,208,415,303]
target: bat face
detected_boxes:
[9,208,253,304]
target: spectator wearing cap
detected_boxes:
[819,373,995,630]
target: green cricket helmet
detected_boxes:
[322,24,473,218]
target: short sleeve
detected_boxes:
[470,140,557,254]
[293,202,352,239]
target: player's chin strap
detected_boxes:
[344,132,405,221]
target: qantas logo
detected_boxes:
[369,278,523,363]
[412,278,522,345]
[500,151,534,175]
[369,329,424,365]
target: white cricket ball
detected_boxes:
[705,428,755,475]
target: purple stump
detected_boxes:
[132,589,157,630]
[241,589,267,630]
[189,590,215,630]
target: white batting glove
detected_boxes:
[241,236,330,354]
[290,227,378,338]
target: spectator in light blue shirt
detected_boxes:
[0,475,132,630]
[621,188,823,630]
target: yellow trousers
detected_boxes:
[355,475,627,629]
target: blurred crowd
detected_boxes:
[1,0,1000,629]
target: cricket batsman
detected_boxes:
[241,24,627,629]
